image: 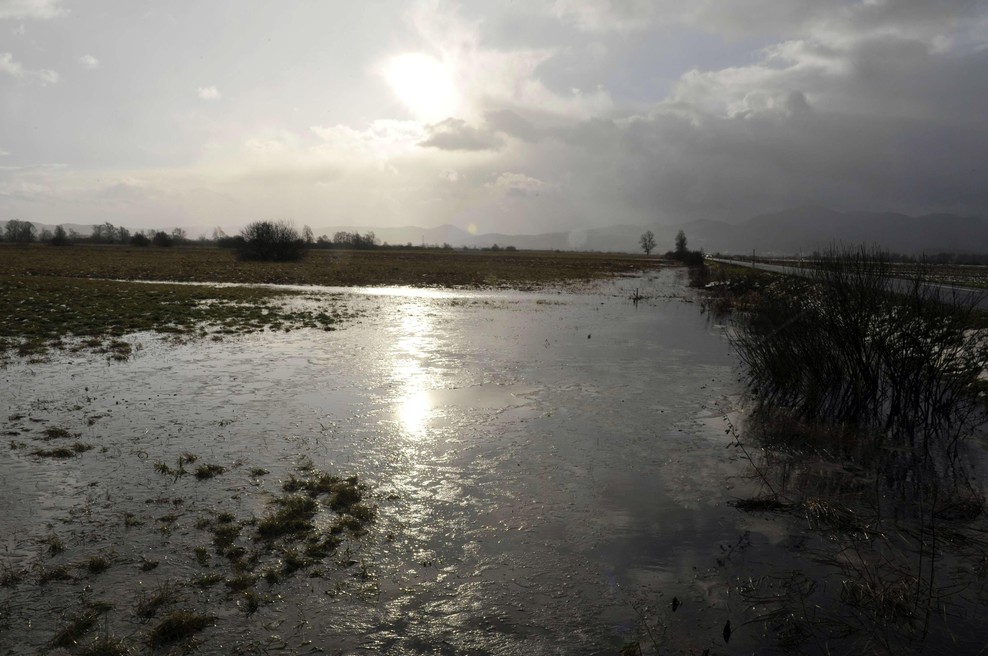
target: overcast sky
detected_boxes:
[1,0,986,235]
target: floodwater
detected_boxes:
[4,269,985,654]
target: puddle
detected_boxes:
[0,268,907,653]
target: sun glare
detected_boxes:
[385,53,459,123]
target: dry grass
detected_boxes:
[0,242,662,287]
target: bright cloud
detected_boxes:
[197,85,220,100]
[0,51,57,83]
[79,54,99,69]
[0,0,65,20]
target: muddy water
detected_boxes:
[0,270,768,654]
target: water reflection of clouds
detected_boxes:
[392,301,440,440]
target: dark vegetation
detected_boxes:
[713,246,988,652]
[667,229,705,266]
[734,246,987,476]
[234,220,306,262]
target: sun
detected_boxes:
[384,53,459,123]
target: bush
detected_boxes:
[732,246,987,473]
[130,233,151,247]
[236,220,305,262]
[151,231,173,247]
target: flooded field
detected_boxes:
[3,269,988,655]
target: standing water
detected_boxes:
[7,268,963,654]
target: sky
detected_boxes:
[1,0,986,236]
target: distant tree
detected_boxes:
[674,230,688,256]
[302,225,314,245]
[117,226,130,244]
[39,228,53,243]
[211,227,227,242]
[639,230,656,255]
[171,227,187,244]
[151,231,173,247]
[92,222,118,244]
[4,219,37,243]
[50,225,69,246]
[130,232,151,247]
[236,219,305,261]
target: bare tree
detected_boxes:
[4,219,37,243]
[639,230,656,255]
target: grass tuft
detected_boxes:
[146,610,216,648]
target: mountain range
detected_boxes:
[5,207,988,255]
[319,207,988,255]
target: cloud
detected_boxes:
[310,120,426,161]
[484,109,543,142]
[197,85,220,100]
[406,0,614,122]
[552,0,657,33]
[79,54,99,70]
[0,0,65,20]
[419,118,503,151]
[0,51,58,84]
[487,172,548,197]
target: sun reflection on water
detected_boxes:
[391,301,440,440]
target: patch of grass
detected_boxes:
[192,546,210,567]
[194,464,225,480]
[37,563,72,584]
[42,533,65,555]
[84,553,111,574]
[135,581,182,620]
[42,426,71,439]
[146,610,216,649]
[250,467,270,476]
[49,608,102,648]
[32,442,92,458]
[256,495,317,540]
[78,635,132,656]
[211,523,241,553]
[190,573,225,588]
[225,574,256,592]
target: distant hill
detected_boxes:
[6,208,988,255]
[670,207,988,256]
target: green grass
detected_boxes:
[0,273,344,356]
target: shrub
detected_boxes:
[151,231,173,247]
[236,220,305,262]
[732,246,987,474]
[130,233,151,247]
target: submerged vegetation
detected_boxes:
[0,273,349,358]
